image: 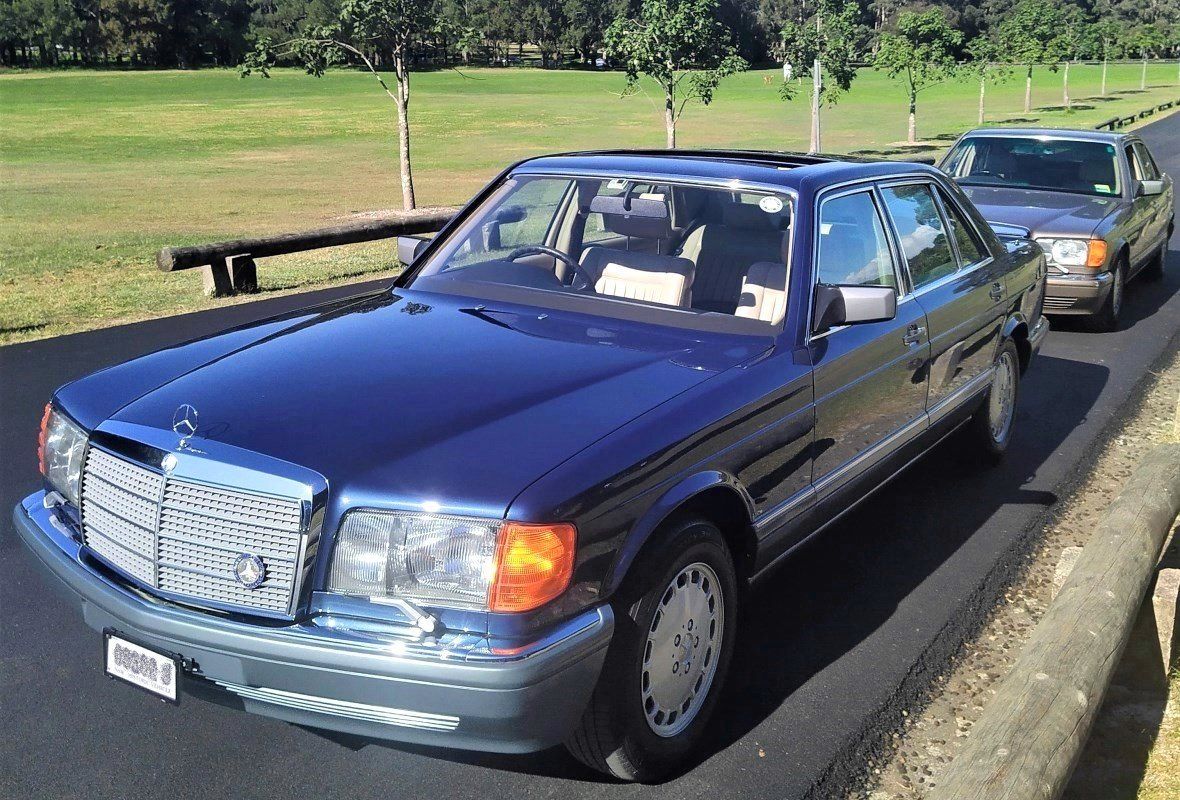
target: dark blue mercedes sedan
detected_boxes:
[15,150,1048,781]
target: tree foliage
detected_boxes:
[603,0,746,147]
[874,9,960,141]
[777,0,863,105]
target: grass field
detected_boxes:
[1,61,1178,343]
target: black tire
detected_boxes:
[967,339,1021,463]
[565,516,738,782]
[1083,256,1126,332]
[1142,242,1167,282]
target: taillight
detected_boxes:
[489,522,577,612]
[37,403,51,474]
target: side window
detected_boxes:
[938,189,988,266]
[816,191,898,289]
[880,184,957,289]
[1125,145,1144,182]
[1132,142,1160,181]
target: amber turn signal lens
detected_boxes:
[488,522,576,613]
[1086,239,1108,269]
[37,403,51,474]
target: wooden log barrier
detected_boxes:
[158,206,458,297]
[929,444,1180,800]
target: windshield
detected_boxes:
[408,174,793,332]
[942,137,1121,198]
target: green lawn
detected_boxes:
[1,62,1178,343]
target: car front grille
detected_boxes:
[81,446,308,616]
[1043,296,1077,311]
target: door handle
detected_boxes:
[902,324,926,346]
[989,282,1004,301]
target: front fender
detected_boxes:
[601,471,754,597]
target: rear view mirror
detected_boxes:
[812,284,897,333]
[1137,179,1164,197]
[397,235,430,266]
[495,205,528,224]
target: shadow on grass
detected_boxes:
[995,117,1039,124]
[1037,103,1096,112]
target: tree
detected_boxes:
[874,9,960,144]
[1090,18,1123,97]
[603,0,746,149]
[1055,5,1095,111]
[242,0,433,210]
[997,0,1064,114]
[562,0,620,65]
[963,35,1010,126]
[778,0,861,154]
[1123,24,1167,90]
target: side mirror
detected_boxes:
[1137,179,1165,197]
[397,235,430,266]
[812,284,897,333]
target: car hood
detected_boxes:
[85,289,768,518]
[959,185,1122,238]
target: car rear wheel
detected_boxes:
[968,339,1020,463]
[565,516,737,782]
[1084,258,1125,332]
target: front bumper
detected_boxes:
[13,492,613,753]
[1044,271,1113,315]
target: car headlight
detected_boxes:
[1036,238,1107,269]
[328,510,576,613]
[38,404,88,506]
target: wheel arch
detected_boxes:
[602,472,757,598]
[1001,313,1032,373]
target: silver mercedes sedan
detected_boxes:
[940,128,1174,331]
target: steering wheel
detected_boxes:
[505,245,594,290]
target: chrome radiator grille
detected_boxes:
[81,447,307,616]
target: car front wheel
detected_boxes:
[565,516,737,782]
[1085,258,1125,332]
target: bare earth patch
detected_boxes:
[858,340,1180,799]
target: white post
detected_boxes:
[1141,57,1147,90]
[1063,61,1070,110]
[810,57,822,153]
[1101,57,1108,96]
[979,73,986,125]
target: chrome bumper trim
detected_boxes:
[213,681,461,731]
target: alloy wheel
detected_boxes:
[641,562,725,738]
[988,351,1017,444]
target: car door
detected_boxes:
[807,186,930,500]
[1123,142,1156,268]
[878,181,1007,419]
[1130,140,1171,254]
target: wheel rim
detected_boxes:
[1110,266,1124,316]
[641,562,724,738]
[988,351,1017,444]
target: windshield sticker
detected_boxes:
[1094,184,1111,193]
[759,196,784,214]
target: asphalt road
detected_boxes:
[3,112,1179,800]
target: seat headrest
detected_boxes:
[590,194,673,240]
[721,201,789,232]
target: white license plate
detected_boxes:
[103,631,180,703]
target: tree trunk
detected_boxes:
[1024,66,1032,113]
[1101,57,1108,96]
[908,94,916,144]
[665,90,676,149]
[1141,57,1147,90]
[978,76,986,125]
[1063,61,1070,109]
[810,57,822,154]
[394,54,416,210]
